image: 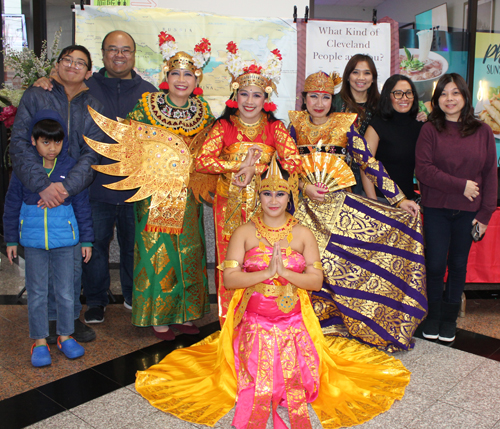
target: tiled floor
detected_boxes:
[2,244,500,428]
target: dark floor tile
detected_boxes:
[0,388,65,429]
[92,349,152,386]
[450,329,500,359]
[465,290,500,300]
[139,321,220,368]
[37,367,122,409]
[0,296,27,305]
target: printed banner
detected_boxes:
[473,33,500,149]
[305,21,391,90]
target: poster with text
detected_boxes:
[306,21,391,91]
[473,33,500,147]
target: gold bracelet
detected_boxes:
[394,198,407,208]
[312,261,323,271]
[217,260,240,271]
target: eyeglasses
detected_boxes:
[59,57,88,70]
[391,90,414,99]
[103,47,135,57]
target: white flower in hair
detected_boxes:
[262,49,283,83]
[193,38,212,68]
[158,31,178,62]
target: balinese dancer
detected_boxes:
[195,42,301,325]
[290,71,427,352]
[135,156,411,429]
[86,33,215,340]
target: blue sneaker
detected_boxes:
[57,337,85,359]
[31,344,51,367]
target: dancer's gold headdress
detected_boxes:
[224,41,282,111]
[303,71,342,94]
[159,32,211,83]
[259,155,299,207]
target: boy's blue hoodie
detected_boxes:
[3,110,94,249]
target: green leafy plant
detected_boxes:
[400,47,425,72]
[2,28,62,88]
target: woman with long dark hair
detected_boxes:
[416,73,497,342]
[362,74,424,203]
[195,42,301,325]
[332,55,379,194]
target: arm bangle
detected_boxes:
[217,260,240,271]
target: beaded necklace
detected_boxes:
[253,212,298,263]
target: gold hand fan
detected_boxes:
[301,152,356,192]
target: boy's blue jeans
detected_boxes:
[25,246,76,339]
[47,244,82,321]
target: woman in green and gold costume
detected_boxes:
[126,33,215,340]
[289,71,427,352]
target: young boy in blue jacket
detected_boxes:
[3,110,94,367]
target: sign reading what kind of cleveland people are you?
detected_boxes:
[306,21,391,90]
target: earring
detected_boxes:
[193,87,203,96]
[159,82,169,90]
[263,101,277,112]
[225,99,238,108]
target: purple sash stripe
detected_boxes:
[334,300,409,350]
[324,243,427,307]
[329,233,426,265]
[328,285,427,319]
[345,195,423,242]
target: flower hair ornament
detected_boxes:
[158,32,211,96]
[225,41,282,112]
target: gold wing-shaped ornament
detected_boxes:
[187,123,218,204]
[84,106,192,234]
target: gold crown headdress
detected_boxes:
[260,155,290,194]
[225,41,282,111]
[158,32,211,86]
[259,154,299,207]
[303,71,342,94]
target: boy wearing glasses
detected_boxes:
[32,33,156,325]
[10,45,105,344]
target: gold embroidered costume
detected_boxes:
[195,114,300,325]
[289,108,427,352]
[135,247,411,428]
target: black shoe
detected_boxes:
[438,301,461,343]
[46,320,57,345]
[72,319,96,342]
[422,319,439,340]
[84,306,105,324]
[438,322,456,342]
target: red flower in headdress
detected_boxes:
[227,41,238,55]
[195,38,211,53]
[271,49,282,60]
[243,64,263,74]
[158,31,175,46]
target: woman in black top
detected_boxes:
[362,74,423,202]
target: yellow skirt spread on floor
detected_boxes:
[136,287,411,428]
